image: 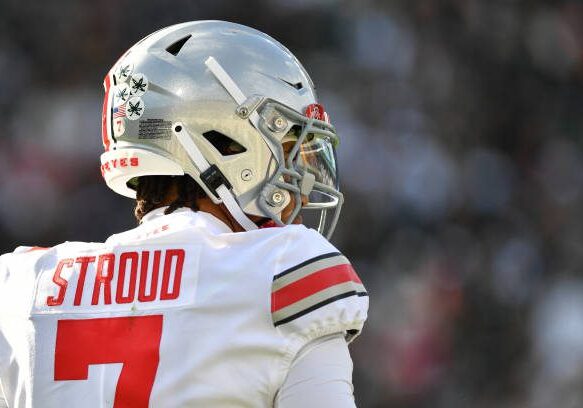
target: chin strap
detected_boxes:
[172,122,258,232]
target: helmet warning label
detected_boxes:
[139,118,173,140]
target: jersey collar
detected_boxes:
[141,207,233,234]
[140,207,185,223]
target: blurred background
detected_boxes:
[1,0,583,407]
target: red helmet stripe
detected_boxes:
[101,73,112,151]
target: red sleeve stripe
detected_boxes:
[272,253,348,292]
[272,263,362,312]
[101,73,113,151]
[271,252,367,326]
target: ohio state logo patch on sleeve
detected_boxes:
[271,252,367,326]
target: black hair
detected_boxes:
[133,175,206,222]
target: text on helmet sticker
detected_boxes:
[138,119,173,140]
[100,156,140,177]
[113,117,126,137]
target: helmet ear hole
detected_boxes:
[202,130,247,156]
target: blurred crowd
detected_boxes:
[2,1,583,407]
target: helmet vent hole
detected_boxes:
[202,130,247,156]
[280,78,304,90]
[166,34,192,56]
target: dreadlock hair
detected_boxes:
[134,175,206,223]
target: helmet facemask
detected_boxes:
[254,101,343,239]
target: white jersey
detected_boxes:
[0,208,368,407]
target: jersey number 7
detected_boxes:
[54,315,163,408]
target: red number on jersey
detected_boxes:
[54,315,163,408]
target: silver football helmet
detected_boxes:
[100,20,343,238]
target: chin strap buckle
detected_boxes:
[200,164,232,197]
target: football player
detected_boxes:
[0,21,368,407]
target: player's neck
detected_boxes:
[196,198,249,233]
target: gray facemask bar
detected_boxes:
[205,56,343,239]
[256,101,344,239]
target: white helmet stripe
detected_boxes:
[205,57,261,130]
[204,57,246,103]
[101,73,115,151]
